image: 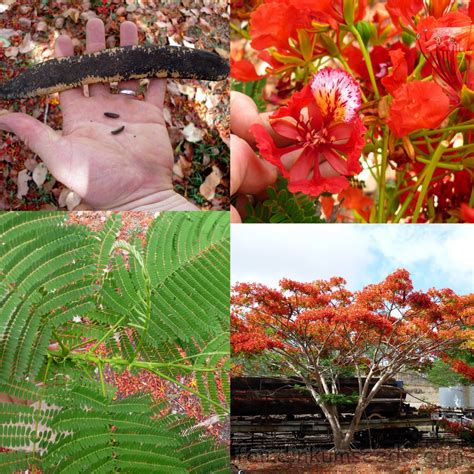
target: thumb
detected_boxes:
[0,111,60,160]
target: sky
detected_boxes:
[231,225,473,295]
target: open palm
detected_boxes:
[0,19,196,210]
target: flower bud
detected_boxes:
[355,21,371,47]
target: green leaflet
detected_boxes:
[244,177,326,223]
[0,212,230,472]
[0,382,228,473]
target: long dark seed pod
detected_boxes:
[104,112,120,118]
[0,45,229,99]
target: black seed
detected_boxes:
[104,112,120,118]
[111,125,125,135]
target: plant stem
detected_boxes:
[469,189,474,207]
[48,349,224,410]
[52,330,69,356]
[167,351,228,363]
[410,121,474,138]
[70,338,96,351]
[393,192,415,223]
[49,350,218,373]
[98,362,106,397]
[230,21,250,40]
[376,126,389,222]
[408,55,426,81]
[415,156,463,170]
[469,187,474,208]
[43,356,52,384]
[87,316,126,355]
[349,25,380,99]
[412,139,449,223]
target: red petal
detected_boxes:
[230,59,264,82]
[381,49,408,95]
[327,123,353,146]
[322,148,349,175]
[307,99,323,132]
[460,204,474,223]
[289,147,316,181]
[290,175,350,196]
[250,123,289,177]
[387,81,450,137]
[271,84,314,121]
[271,118,302,140]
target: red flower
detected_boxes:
[306,0,368,28]
[387,81,450,137]
[230,58,265,81]
[417,12,473,104]
[249,1,315,51]
[427,0,456,19]
[248,1,330,77]
[344,42,417,92]
[321,186,374,222]
[386,0,423,29]
[251,68,366,196]
[381,49,409,94]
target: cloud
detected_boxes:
[231,224,473,294]
[231,225,376,289]
[367,225,473,293]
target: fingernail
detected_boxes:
[0,109,10,116]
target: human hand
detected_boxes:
[230,91,340,223]
[230,91,277,223]
[0,19,197,211]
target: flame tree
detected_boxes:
[231,269,473,451]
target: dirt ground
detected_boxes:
[232,445,474,473]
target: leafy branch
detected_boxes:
[0,211,230,472]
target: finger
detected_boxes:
[234,195,252,222]
[0,113,60,164]
[86,19,109,96]
[231,205,242,224]
[145,78,166,109]
[230,91,292,148]
[54,35,83,107]
[118,21,139,95]
[230,133,277,196]
[230,91,261,145]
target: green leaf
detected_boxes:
[244,178,325,223]
[0,212,229,471]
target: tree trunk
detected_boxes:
[333,435,353,452]
[327,417,358,452]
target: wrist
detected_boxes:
[115,189,199,211]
